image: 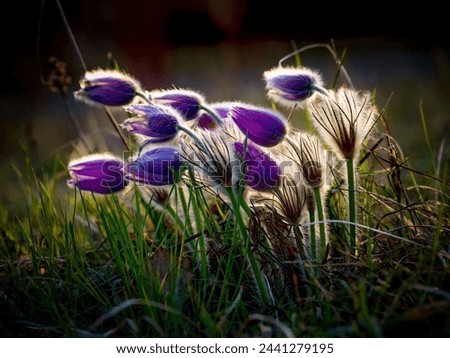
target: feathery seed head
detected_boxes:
[283,132,327,188]
[180,129,235,189]
[309,88,378,160]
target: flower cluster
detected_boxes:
[68,63,378,260]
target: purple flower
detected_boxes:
[229,105,287,147]
[234,142,280,191]
[263,66,324,108]
[67,154,127,194]
[149,89,205,121]
[75,70,139,106]
[197,102,233,130]
[125,147,182,186]
[121,104,180,143]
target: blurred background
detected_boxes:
[0,0,449,207]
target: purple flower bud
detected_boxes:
[67,154,127,194]
[121,104,180,143]
[234,142,280,191]
[125,147,182,186]
[197,102,233,130]
[229,105,287,147]
[263,67,324,108]
[149,89,205,121]
[75,70,140,106]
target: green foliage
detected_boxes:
[0,114,448,337]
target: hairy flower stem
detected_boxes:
[135,92,152,104]
[225,187,270,306]
[313,187,327,261]
[292,225,309,283]
[308,206,316,261]
[191,191,208,282]
[304,106,313,133]
[346,158,357,253]
[199,105,225,127]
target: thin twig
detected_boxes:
[55,0,87,72]
[278,42,354,89]
[56,0,130,151]
[302,219,425,246]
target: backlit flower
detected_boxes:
[121,104,180,143]
[229,105,287,147]
[149,89,205,121]
[125,147,182,186]
[67,154,127,194]
[75,69,140,106]
[264,66,324,108]
[309,88,378,160]
[234,141,280,191]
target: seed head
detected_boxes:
[309,88,378,160]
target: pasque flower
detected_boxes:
[75,69,140,106]
[67,154,127,194]
[251,173,307,226]
[263,66,325,108]
[282,131,330,261]
[309,88,377,161]
[234,141,280,191]
[181,130,235,189]
[125,147,182,186]
[283,132,327,188]
[149,89,205,121]
[310,88,378,254]
[229,105,287,147]
[121,104,180,143]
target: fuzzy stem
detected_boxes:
[138,124,207,155]
[313,187,327,260]
[225,187,269,306]
[311,85,329,96]
[346,158,357,253]
[308,207,316,261]
[178,125,207,153]
[304,106,313,132]
[191,191,208,282]
[199,105,225,127]
[135,92,152,104]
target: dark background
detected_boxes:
[0,0,448,205]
